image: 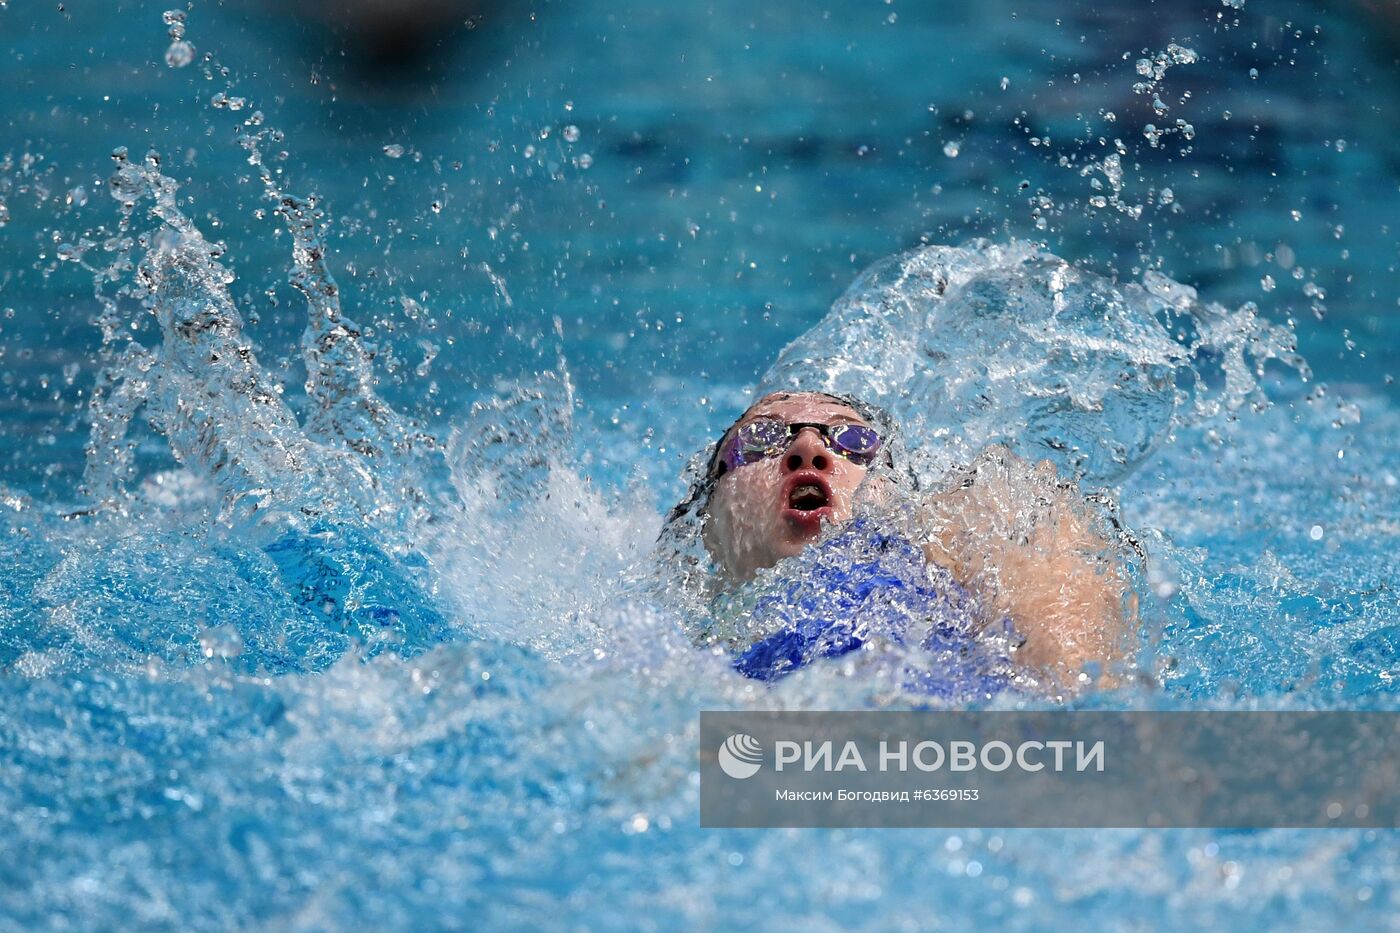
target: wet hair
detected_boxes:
[662,390,903,533]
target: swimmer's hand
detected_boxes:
[917,446,1136,691]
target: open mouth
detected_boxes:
[781,471,834,529]
[788,483,830,511]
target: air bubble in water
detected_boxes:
[943,141,961,158]
[562,125,581,143]
[576,153,594,169]
[383,144,405,159]
[1260,274,1276,292]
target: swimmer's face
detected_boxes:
[703,392,875,581]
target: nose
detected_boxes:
[782,427,833,474]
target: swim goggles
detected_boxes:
[712,418,883,477]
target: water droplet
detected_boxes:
[108,163,145,205]
[1167,43,1198,65]
[162,9,193,66]
[165,40,194,68]
[210,92,245,111]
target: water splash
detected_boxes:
[759,240,1306,488]
[427,370,660,657]
[87,150,391,532]
[2,7,1397,927]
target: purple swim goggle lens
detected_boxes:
[714,418,883,477]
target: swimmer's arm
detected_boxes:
[918,447,1136,689]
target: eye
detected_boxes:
[733,419,788,463]
[830,424,881,463]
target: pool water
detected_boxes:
[1,0,1399,928]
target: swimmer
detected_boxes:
[671,390,1136,693]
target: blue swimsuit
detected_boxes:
[731,518,1020,699]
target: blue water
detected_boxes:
[2,0,1399,928]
